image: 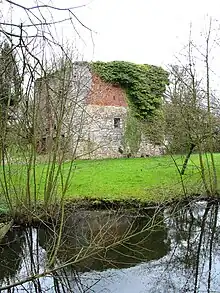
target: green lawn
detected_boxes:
[67,154,220,201]
[1,154,220,203]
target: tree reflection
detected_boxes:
[154,201,220,293]
[39,208,170,272]
[0,228,25,285]
[1,202,220,292]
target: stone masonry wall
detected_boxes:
[36,62,163,158]
[74,103,163,159]
[73,73,129,159]
[75,105,127,159]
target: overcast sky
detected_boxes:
[2,0,220,68]
[68,0,220,67]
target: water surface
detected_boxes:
[0,201,219,292]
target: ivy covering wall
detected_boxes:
[123,111,142,155]
[91,61,169,120]
[91,61,169,155]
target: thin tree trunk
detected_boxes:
[205,18,217,195]
[180,143,196,175]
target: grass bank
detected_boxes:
[1,153,220,208]
[64,153,220,201]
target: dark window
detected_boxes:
[114,118,120,128]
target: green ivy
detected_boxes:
[91,61,169,119]
[123,111,142,155]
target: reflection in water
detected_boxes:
[0,202,220,292]
[39,209,170,272]
[0,229,24,281]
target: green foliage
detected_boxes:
[91,61,169,119]
[164,101,211,154]
[0,42,21,109]
[123,109,165,154]
[123,111,142,155]
[141,109,165,145]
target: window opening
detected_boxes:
[114,118,120,128]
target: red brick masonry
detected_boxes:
[87,74,128,107]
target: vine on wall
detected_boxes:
[123,111,142,155]
[91,61,169,120]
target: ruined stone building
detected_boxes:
[35,62,163,159]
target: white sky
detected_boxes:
[70,0,220,67]
[2,0,220,69]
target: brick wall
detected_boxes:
[86,74,128,107]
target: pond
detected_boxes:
[0,201,219,292]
